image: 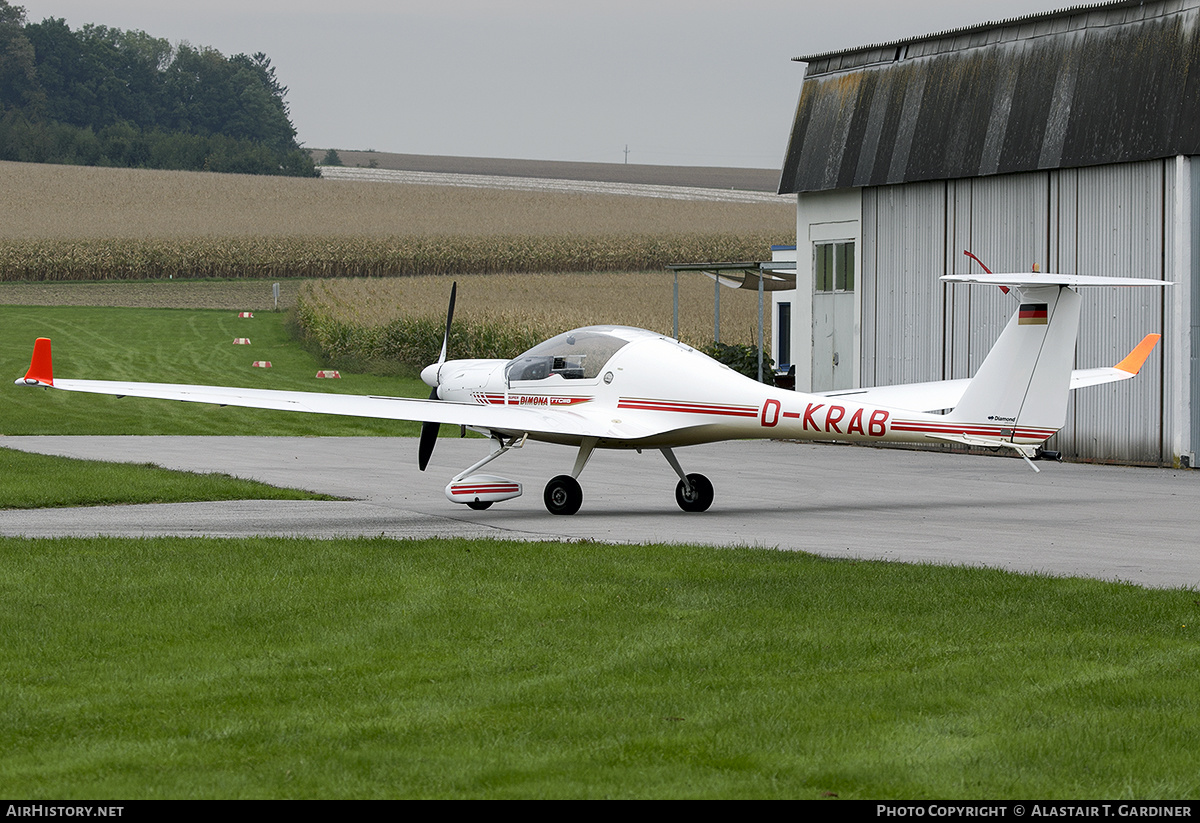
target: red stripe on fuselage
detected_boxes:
[617,398,759,417]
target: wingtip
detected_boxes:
[17,337,54,387]
[1114,333,1162,375]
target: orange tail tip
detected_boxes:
[1114,333,1162,375]
[20,338,54,387]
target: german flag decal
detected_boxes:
[1018,303,1048,325]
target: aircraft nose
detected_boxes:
[420,362,440,389]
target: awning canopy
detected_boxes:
[664,261,798,382]
[665,261,797,292]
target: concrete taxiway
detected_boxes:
[1,436,1196,589]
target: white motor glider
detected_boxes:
[17,274,1166,515]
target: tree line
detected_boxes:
[0,1,315,176]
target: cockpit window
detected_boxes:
[505,329,630,383]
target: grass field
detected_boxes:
[2,536,1197,799]
[0,304,427,437]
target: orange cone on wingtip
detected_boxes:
[23,337,53,386]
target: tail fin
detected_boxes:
[941,273,1170,438]
[946,284,1081,434]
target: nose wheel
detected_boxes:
[544,475,583,515]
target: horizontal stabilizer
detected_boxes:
[942,273,1171,288]
[817,334,1162,413]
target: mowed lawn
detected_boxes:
[1,536,1197,799]
[0,304,429,436]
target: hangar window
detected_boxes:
[814,241,854,293]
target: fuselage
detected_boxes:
[430,326,1057,450]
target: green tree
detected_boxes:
[2,6,316,177]
[321,148,343,165]
[0,0,38,111]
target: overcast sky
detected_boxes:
[16,0,1064,168]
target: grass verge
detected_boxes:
[1,536,1197,799]
[0,447,337,509]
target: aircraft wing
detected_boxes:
[25,377,675,441]
[15,337,669,442]
[814,333,1161,413]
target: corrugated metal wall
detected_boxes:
[861,181,946,387]
[862,159,1169,462]
[1192,158,1200,463]
[1057,162,1165,462]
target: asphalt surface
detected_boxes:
[2,436,1197,589]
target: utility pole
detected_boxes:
[623,145,629,164]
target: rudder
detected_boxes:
[947,285,1082,436]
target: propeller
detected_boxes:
[418,282,456,471]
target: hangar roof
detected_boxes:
[778,0,1200,194]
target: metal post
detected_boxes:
[757,270,765,383]
[673,270,679,340]
[714,272,721,344]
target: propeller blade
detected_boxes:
[437,281,456,365]
[419,283,455,471]
[418,420,440,471]
[418,385,441,470]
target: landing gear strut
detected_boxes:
[662,448,713,513]
[456,437,713,515]
[541,437,595,515]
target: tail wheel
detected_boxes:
[544,475,583,516]
[675,473,713,513]
[466,500,493,511]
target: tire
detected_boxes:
[466,500,493,511]
[675,473,714,513]
[543,474,583,515]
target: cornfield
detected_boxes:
[295,273,773,370]
[0,233,785,282]
[1,161,789,368]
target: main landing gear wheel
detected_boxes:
[466,500,493,511]
[544,474,583,516]
[675,473,714,513]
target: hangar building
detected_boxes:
[772,0,1199,466]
